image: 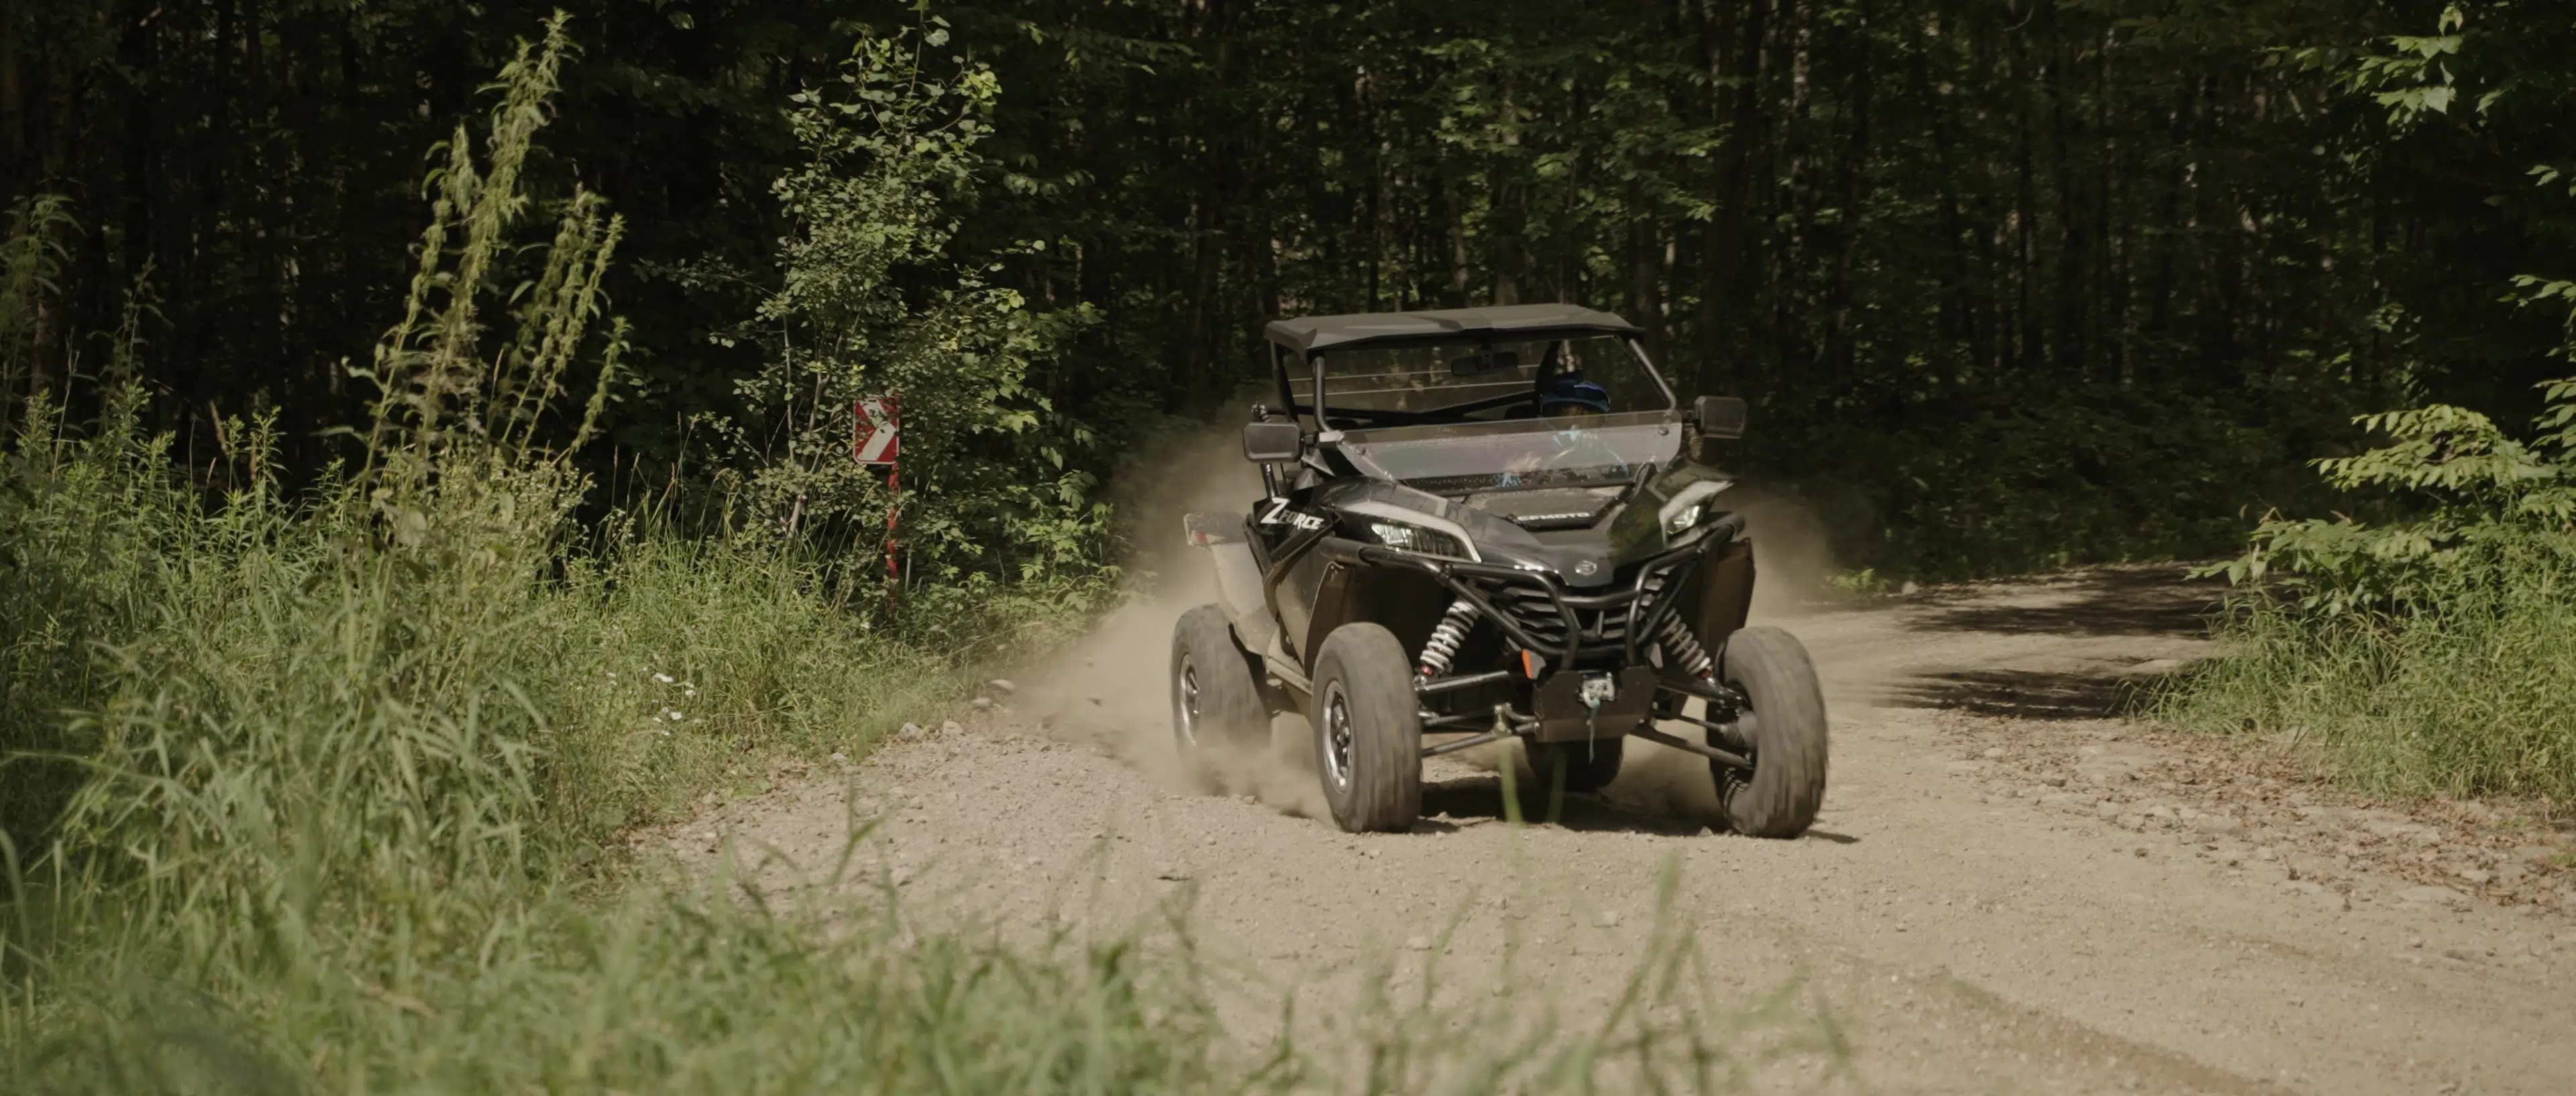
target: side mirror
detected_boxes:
[1693,396,1748,440]
[1243,421,1304,463]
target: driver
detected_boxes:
[1538,374,1611,417]
[1497,373,1628,484]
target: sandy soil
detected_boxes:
[663,565,2576,1095]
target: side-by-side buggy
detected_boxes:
[1173,304,1828,836]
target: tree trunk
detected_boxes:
[1823,0,1872,386]
[1627,180,1666,365]
[1776,0,1813,390]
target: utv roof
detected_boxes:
[1264,304,1642,355]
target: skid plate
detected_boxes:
[1529,667,1658,742]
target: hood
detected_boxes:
[1321,461,1733,589]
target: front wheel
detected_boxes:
[1309,623,1422,832]
[1712,626,1829,838]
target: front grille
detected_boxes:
[1472,574,1672,659]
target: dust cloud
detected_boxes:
[1012,426,1329,818]
[1727,484,1840,622]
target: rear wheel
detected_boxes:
[1310,623,1422,832]
[1525,737,1624,794]
[1712,626,1829,838]
[1171,605,1269,782]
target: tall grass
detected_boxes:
[2161,384,2576,806]
[2165,551,2576,803]
[0,17,1815,1095]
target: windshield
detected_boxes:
[1338,413,1684,493]
[1289,333,1671,429]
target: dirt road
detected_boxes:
[681,567,2576,1094]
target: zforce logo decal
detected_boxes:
[1258,498,1328,533]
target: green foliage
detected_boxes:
[0,195,75,408]
[2314,3,2471,123]
[2207,394,2575,616]
[2199,0,2576,618]
[1822,568,1888,596]
[355,14,627,491]
[0,386,180,845]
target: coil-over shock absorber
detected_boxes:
[1656,614,1715,681]
[1415,598,1479,679]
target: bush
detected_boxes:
[722,26,1114,598]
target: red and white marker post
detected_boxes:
[852,395,900,604]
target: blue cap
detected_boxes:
[1538,374,1611,413]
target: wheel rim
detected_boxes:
[1175,655,1203,749]
[1321,681,1355,792]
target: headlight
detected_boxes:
[1664,502,1705,537]
[1368,520,1470,559]
[1657,480,1731,541]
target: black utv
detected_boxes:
[1172,304,1829,837]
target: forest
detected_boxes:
[7,0,2571,579]
[3,1,2574,1091]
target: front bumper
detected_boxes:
[1316,511,1747,668]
